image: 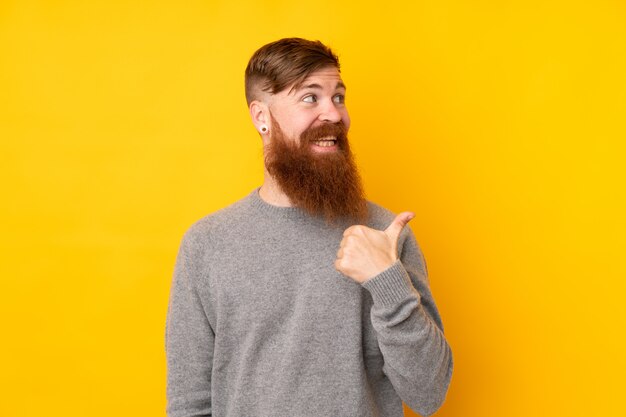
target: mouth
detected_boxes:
[312,136,338,148]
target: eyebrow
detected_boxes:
[300,81,347,91]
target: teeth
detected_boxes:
[314,140,336,147]
[313,136,337,147]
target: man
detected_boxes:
[165,38,453,417]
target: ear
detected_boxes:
[249,100,270,135]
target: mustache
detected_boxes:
[300,121,348,144]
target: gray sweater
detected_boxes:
[165,188,453,417]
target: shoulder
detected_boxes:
[365,200,398,230]
[180,191,256,249]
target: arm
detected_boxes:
[165,231,214,417]
[361,229,453,416]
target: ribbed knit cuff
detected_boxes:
[361,260,420,307]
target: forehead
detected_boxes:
[289,67,345,94]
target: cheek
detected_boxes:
[292,114,319,136]
[272,110,303,138]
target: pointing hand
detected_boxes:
[335,212,415,283]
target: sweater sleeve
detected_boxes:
[361,228,453,416]
[165,231,214,417]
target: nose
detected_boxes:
[319,99,342,123]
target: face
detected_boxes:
[266,66,350,153]
[260,67,367,225]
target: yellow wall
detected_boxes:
[1,1,624,416]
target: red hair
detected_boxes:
[245,38,340,105]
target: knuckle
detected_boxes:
[346,235,359,244]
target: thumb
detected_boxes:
[385,211,415,242]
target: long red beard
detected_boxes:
[264,114,368,225]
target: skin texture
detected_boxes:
[248,66,414,283]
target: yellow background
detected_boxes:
[1,1,624,416]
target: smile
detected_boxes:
[312,136,337,147]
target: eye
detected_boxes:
[333,94,345,104]
[302,95,317,103]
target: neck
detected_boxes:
[259,169,293,207]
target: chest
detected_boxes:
[202,225,382,367]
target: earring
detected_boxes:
[260,125,268,134]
